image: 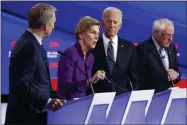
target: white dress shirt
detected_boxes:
[152,36,169,70]
[27,29,42,45]
[102,33,118,62]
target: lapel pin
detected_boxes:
[121,45,124,47]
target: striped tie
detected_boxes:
[107,41,115,75]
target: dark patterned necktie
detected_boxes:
[106,41,115,75]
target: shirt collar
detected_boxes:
[102,33,118,45]
[27,29,42,45]
[75,41,90,57]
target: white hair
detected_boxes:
[102,7,122,22]
[152,18,174,33]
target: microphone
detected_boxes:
[161,55,165,59]
[57,50,95,94]
[159,48,166,59]
[57,50,63,55]
[102,54,134,91]
[113,61,134,91]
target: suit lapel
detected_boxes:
[25,30,50,77]
[116,38,123,67]
[147,39,167,73]
[166,46,173,69]
[111,37,127,78]
[39,46,50,75]
[97,37,109,74]
[97,37,106,57]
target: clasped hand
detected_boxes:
[46,99,67,111]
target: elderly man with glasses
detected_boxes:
[137,18,181,93]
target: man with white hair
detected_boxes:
[91,7,139,95]
[137,18,181,93]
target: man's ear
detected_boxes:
[119,21,122,29]
[44,23,49,30]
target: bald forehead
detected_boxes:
[161,21,174,33]
[166,22,174,28]
[162,25,174,34]
[153,18,174,32]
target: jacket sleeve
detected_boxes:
[136,45,148,90]
[57,52,87,97]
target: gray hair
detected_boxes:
[102,7,122,22]
[28,3,56,29]
[152,18,174,33]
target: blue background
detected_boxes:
[1,1,186,94]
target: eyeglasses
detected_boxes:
[159,32,174,39]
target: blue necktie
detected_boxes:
[107,41,115,75]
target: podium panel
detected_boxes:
[47,89,186,124]
[48,95,94,124]
[145,90,171,124]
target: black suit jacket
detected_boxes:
[91,36,139,95]
[5,30,59,124]
[136,37,181,93]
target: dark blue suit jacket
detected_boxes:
[91,36,139,95]
[136,37,181,93]
[5,30,59,124]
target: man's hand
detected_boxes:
[46,99,67,112]
[167,69,178,81]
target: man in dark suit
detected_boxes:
[5,3,66,124]
[91,7,139,95]
[137,18,181,93]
